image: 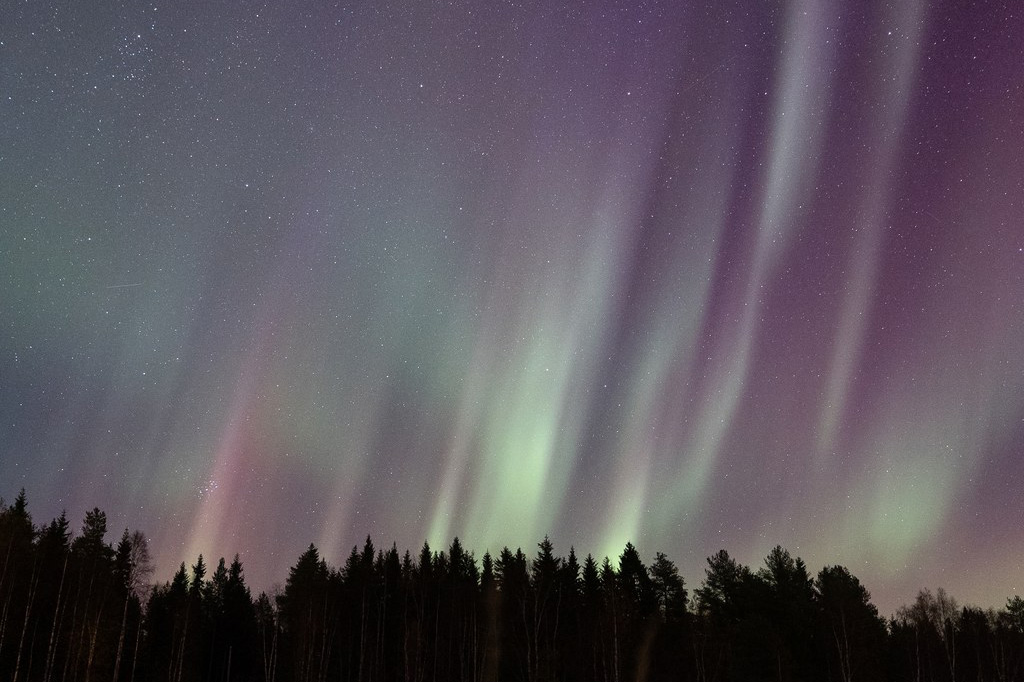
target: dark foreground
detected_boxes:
[1,490,1022,682]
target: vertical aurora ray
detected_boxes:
[657,0,839,528]
[451,177,633,551]
[830,157,1024,571]
[817,0,926,459]
[428,11,696,554]
[598,100,743,559]
[183,345,262,565]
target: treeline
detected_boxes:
[1,491,1022,682]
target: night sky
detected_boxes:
[2,0,1022,615]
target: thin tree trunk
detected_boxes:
[112,593,130,682]
[72,565,99,682]
[612,606,620,682]
[85,596,108,682]
[831,606,853,682]
[300,603,312,682]
[60,564,85,682]
[13,559,40,682]
[262,618,272,682]
[520,597,532,682]
[129,615,141,682]
[318,600,331,682]
[0,536,13,591]
[45,552,70,682]
[377,591,386,681]
[174,601,191,682]
[402,594,411,682]
[914,625,921,682]
[206,621,217,682]
[0,591,11,657]
[433,598,440,682]
[693,637,704,682]
[0,537,14,653]
[262,616,279,682]
[359,589,366,682]
[261,616,278,682]
[946,622,957,682]
[271,622,278,682]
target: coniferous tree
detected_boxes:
[141,561,188,681]
[277,544,331,682]
[37,512,72,682]
[989,597,1024,682]
[479,551,500,682]
[7,489,1024,682]
[757,546,817,681]
[558,547,584,682]
[529,536,561,682]
[815,565,886,682]
[649,552,687,623]
[111,529,150,682]
[580,553,604,682]
[694,549,751,682]
[648,552,691,682]
[72,507,116,682]
[1,490,35,682]
[495,546,530,681]
[220,555,258,682]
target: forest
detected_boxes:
[0,490,1021,682]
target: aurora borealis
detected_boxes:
[2,0,1022,614]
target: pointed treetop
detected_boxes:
[191,554,207,594]
[229,554,244,582]
[13,488,28,515]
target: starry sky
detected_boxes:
[2,0,1022,614]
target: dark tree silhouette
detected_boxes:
[815,565,886,682]
[1,489,1020,682]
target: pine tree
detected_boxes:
[649,552,687,624]
[277,545,329,682]
[111,530,151,682]
[815,565,885,682]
